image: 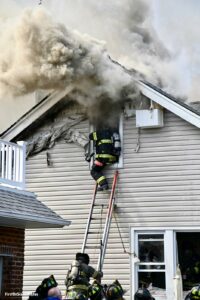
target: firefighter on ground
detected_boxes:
[28,275,62,300]
[185,285,200,300]
[65,252,103,300]
[87,125,121,191]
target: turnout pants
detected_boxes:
[90,159,112,187]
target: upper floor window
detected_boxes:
[89,113,123,168]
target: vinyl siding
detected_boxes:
[23,108,200,299]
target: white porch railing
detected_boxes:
[0,140,26,190]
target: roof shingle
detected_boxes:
[0,186,70,228]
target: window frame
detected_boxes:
[131,229,175,300]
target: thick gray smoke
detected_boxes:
[44,0,200,102]
[1,0,199,104]
[0,7,139,109]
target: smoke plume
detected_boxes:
[0,6,139,110]
[44,0,200,102]
[1,0,199,105]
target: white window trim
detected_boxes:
[131,227,200,300]
[131,228,175,300]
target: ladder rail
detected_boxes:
[97,170,119,271]
[81,183,98,253]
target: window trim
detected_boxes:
[131,228,175,300]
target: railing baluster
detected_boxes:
[8,145,12,181]
[17,141,26,190]
[15,146,20,183]
[5,144,9,180]
[0,139,26,189]
[1,143,5,179]
[13,146,17,182]
[0,143,2,178]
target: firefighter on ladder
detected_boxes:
[86,126,121,191]
[65,253,103,300]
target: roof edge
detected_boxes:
[1,85,74,141]
[0,184,36,197]
[136,81,200,129]
[0,211,70,228]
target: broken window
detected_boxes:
[177,232,200,291]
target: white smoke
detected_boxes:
[42,0,200,102]
[0,6,139,110]
[0,0,199,102]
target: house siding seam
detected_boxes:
[23,109,200,299]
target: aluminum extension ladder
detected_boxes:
[81,170,119,272]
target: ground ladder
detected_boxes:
[81,170,119,272]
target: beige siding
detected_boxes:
[23,109,200,298]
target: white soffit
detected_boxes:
[136,81,200,129]
[2,84,74,142]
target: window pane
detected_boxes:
[138,271,166,289]
[139,265,165,270]
[138,234,164,263]
[138,234,164,240]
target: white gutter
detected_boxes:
[136,81,200,129]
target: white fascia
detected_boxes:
[136,81,200,129]
[2,85,74,142]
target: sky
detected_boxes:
[0,0,200,102]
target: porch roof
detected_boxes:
[0,185,70,228]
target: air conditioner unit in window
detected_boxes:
[136,108,164,128]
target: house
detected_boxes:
[0,139,69,300]
[1,80,200,300]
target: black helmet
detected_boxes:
[35,275,58,298]
[134,288,155,300]
[76,253,90,265]
[106,280,124,300]
[190,285,200,299]
[88,281,104,300]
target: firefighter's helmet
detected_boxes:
[106,280,124,300]
[134,288,155,300]
[190,285,200,299]
[36,275,58,298]
[76,252,90,265]
[88,281,103,300]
